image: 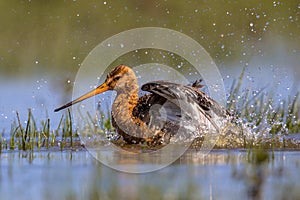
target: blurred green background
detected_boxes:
[0,0,299,80]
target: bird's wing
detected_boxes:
[141,81,228,132]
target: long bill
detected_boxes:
[54,83,109,112]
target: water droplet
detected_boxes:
[249,22,254,27]
[72,56,76,60]
[269,104,273,109]
[103,1,107,5]
[35,60,39,64]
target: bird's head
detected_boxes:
[54,65,137,112]
[104,65,137,92]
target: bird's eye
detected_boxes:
[114,76,121,81]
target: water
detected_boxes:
[0,150,299,199]
[0,78,64,136]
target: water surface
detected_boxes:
[1,149,299,199]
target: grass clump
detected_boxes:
[228,68,299,135]
[224,67,300,149]
[1,109,80,152]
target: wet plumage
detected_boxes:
[55,65,230,146]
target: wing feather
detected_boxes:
[140,81,228,132]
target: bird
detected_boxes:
[55,65,231,146]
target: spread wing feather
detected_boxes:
[135,80,228,133]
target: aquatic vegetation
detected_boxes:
[226,68,300,148]
[0,109,81,152]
